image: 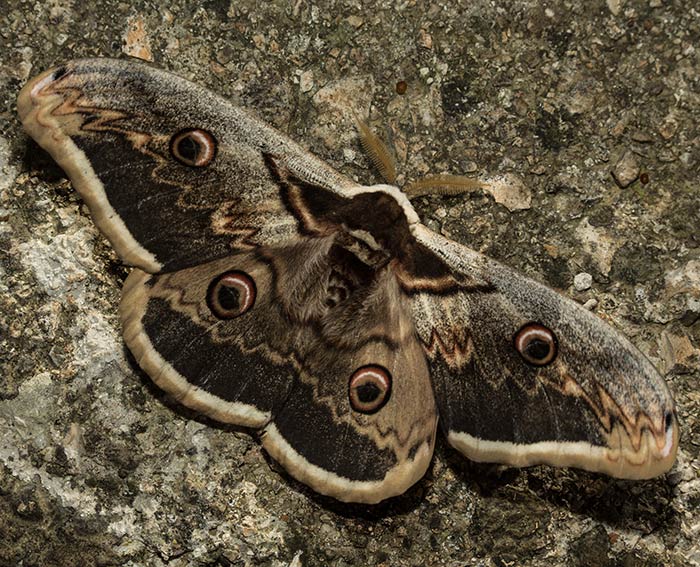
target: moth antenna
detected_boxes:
[404,174,485,199]
[352,110,397,185]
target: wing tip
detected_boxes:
[18,61,163,273]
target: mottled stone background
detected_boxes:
[1,1,698,566]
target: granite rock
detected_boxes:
[1,1,698,566]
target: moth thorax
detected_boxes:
[335,230,390,271]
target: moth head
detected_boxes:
[170,128,217,167]
[348,365,392,414]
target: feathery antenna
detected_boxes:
[404,174,484,198]
[353,111,397,185]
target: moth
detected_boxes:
[18,58,678,504]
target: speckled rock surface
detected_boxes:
[1,1,698,566]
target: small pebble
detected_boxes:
[216,46,234,65]
[463,161,478,173]
[299,70,314,93]
[611,150,640,188]
[630,129,653,143]
[635,287,647,302]
[658,117,678,140]
[574,272,593,291]
[583,298,598,311]
[346,15,363,28]
[606,0,623,15]
[419,29,433,49]
[483,174,531,211]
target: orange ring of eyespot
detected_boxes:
[348,365,392,414]
[207,271,256,319]
[513,323,558,366]
[170,128,217,167]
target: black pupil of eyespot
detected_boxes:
[525,338,550,360]
[178,135,200,161]
[217,284,240,311]
[665,411,673,430]
[357,382,381,403]
[52,66,67,80]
